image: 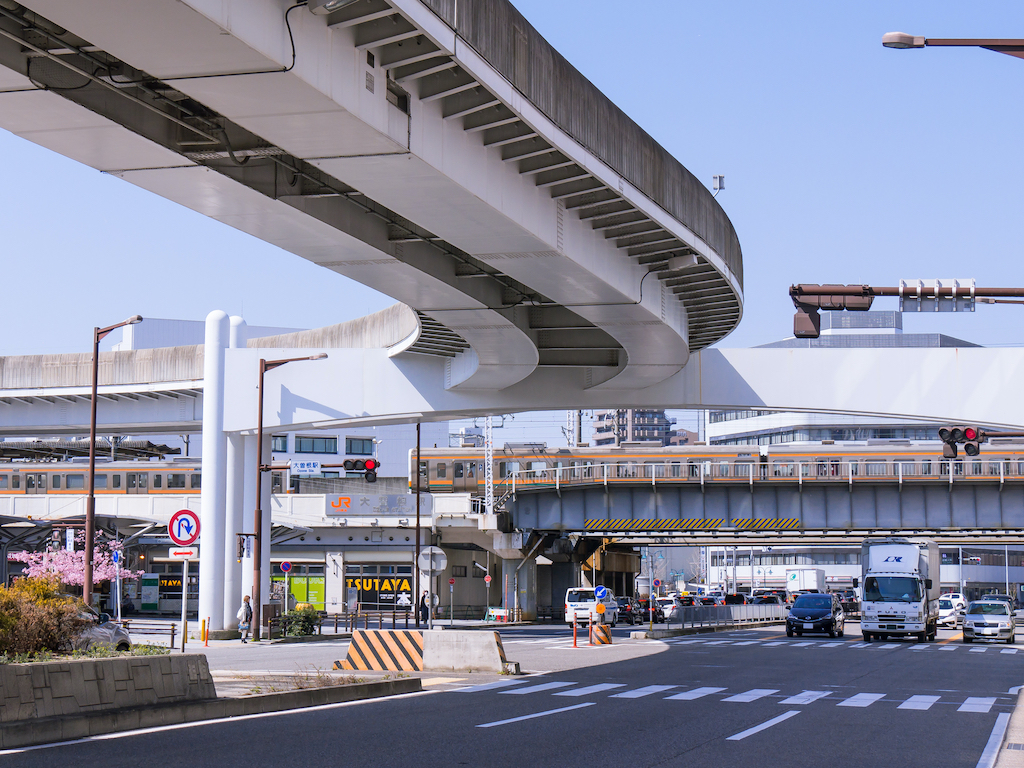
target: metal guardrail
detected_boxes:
[662,604,788,630]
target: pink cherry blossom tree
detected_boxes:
[8,531,144,587]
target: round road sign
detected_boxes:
[168,509,200,547]
[594,585,608,600]
[653,579,662,588]
[595,603,606,614]
[448,577,455,586]
[484,575,492,584]
[281,561,292,573]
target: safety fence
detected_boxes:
[662,603,787,630]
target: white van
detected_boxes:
[564,587,619,626]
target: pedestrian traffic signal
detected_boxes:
[938,425,984,458]
[342,458,379,482]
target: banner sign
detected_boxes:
[326,493,432,517]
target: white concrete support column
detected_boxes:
[198,310,229,632]
[221,316,247,631]
[222,432,245,630]
[240,434,258,601]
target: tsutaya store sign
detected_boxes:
[325,493,433,517]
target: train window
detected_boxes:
[1018,461,1024,475]
[111,474,121,489]
[191,473,202,489]
[0,476,7,489]
[467,463,476,479]
[718,461,729,478]
[94,475,107,489]
[454,463,464,479]
[66,474,83,490]
[25,475,35,490]
[528,461,545,472]
[582,462,593,479]
[848,461,859,477]
[498,462,507,478]
[670,462,681,478]
[953,460,965,476]
[735,463,752,479]
[688,462,702,478]
[437,463,446,479]
[10,475,18,489]
[864,462,887,477]
[920,460,932,476]
[139,474,148,489]
[153,474,162,489]
[987,461,1004,476]
[168,474,186,489]
[971,461,982,475]
[897,462,914,477]
[418,461,428,480]
[52,475,61,489]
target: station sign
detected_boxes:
[290,460,321,476]
[326,493,432,517]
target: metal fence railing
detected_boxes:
[662,604,787,631]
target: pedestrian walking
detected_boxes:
[237,595,253,643]
[419,590,429,625]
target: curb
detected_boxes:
[994,689,1024,768]
[629,620,786,640]
[269,632,353,644]
[0,678,421,750]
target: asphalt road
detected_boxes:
[2,623,1019,767]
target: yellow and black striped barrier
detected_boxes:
[334,629,423,672]
[591,624,612,645]
[583,518,800,532]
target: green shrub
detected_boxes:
[287,606,321,636]
[0,577,86,656]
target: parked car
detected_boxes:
[615,596,644,625]
[752,595,783,605]
[786,593,845,638]
[75,608,132,652]
[963,600,1015,644]
[937,598,964,628]
[564,588,619,626]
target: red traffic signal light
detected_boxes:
[364,458,377,471]
[938,425,984,458]
[963,427,978,441]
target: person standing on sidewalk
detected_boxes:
[237,595,253,643]
[419,590,429,625]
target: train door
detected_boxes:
[452,461,471,492]
[24,473,47,494]
[126,472,149,494]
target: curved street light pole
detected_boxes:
[251,353,327,641]
[883,32,1024,59]
[84,315,142,608]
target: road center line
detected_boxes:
[976,712,1011,768]
[476,702,595,728]
[726,710,801,741]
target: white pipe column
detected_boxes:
[259,433,272,635]
[240,434,258,600]
[198,310,229,632]
[221,317,247,631]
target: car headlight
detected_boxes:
[999,622,1010,628]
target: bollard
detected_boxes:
[573,619,577,648]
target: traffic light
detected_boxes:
[938,426,984,458]
[343,458,379,482]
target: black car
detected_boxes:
[752,595,783,605]
[786,593,845,638]
[616,596,644,625]
[636,597,664,622]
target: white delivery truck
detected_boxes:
[856,537,940,643]
[785,567,825,597]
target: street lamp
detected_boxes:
[84,315,142,608]
[882,32,1024,59]
[251,353,327,640]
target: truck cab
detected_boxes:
[858,538,939,643]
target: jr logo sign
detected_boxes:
[883,556,903,562]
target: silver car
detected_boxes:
[963,600,1015,644]
[75,608,132,652]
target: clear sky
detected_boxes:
[3,2,1023,443]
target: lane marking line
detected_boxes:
[959,697,997,713]
[454,680,527,693]
[837,693,885,708]
[665,687,727,701]
[476,702,594,728]
[553,683,625,697]
[970,648,987,653]
[976,712,1011,768]
[722,688,779,703]
[500,681,576,695]
[726,710,801,741]
[898,695,941,711]
[611,685,678,699]
[779,690,830,705]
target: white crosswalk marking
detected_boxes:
[702,641,732,646]
[722,688,779,703]
[455,680,526,693]
[665,687,727,701]
[610,685,678,699]
[671,640,706,645]
[849,643,871,648]
[501,681,575,695]
[899,695,940,711]
[939,646,957,651]
[763,641,787,647]
[780,690,830,705]
[838,693,885,708]
[732,641,761,646]
[1002,649,1018,654]
[791,642,815,647]
[970,648,986,653]
[959,697,996,713]
[553,683,625,697]
[878,644,900,649]
[819,642,844,648]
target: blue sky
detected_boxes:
[3,2,1023,442]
